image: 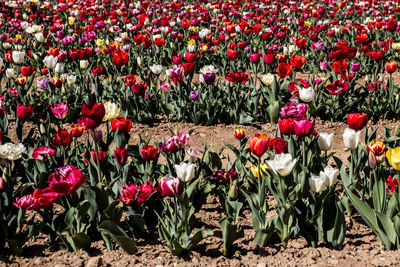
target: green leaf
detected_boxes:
[98,220,136,254]
[70,233,91,251]
[254,227,274,247]
[219,218,244,256]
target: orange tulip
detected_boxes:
[249,134,269,157]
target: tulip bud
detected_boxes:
[40,123,46,134]
[91,130,103,142]
[368,151,377,168]
[228,184,238,200]
[0,177,5,192]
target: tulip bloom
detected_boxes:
[51,103,68,119]
[119,181,156,206]
[250,163,269,178]
[160,174,183,197]
[347,113,368,131]
[249,134,269,157]
[269,137,288,154]
[174,162,196,182]
[16,105,33,121]
[343,128,361,150]
[386,60,398,73]
[14,189,56,210]
[47,165,86,197]
[386,176,398,193]
[141,145,158,160]
[112,50,129,68]
[367,140,386,157]
[212,169,238,183]
[69,124,85,138]
[277,62,292,78]
[290,55,306,69]
[318,132,334,151]
[298,87,315,102]
[266,153,297,176]
[386,147,400,171]
[52,129,72,147]
[114,146,128,164]
[32,146,56,161]
[278,118,295,135]
[293,119,315,137]
[81,103,105,129]
[233,128,246,140]
[111,117,132,135]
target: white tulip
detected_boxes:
[343,127,361,150]
[3,42,11,49]
[309,175,327,193]
[320,165,339,186]
[55,62,65,74]
[43,55,58,69]
[299,87,315,102]
[6,68,17,79]
[261,73,275,86]
[103,102,121,121]
[67,74,77,86]
[174,162,196,182]
[34,32,44,42]
[318,132,334,151]
[150,64,163,75]
[79,60,89,70]
[0,143,26,161]
[266,153,297,177]
[12,51,25,64]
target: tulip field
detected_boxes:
[4,0,400,265]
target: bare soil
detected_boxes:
[1,120,400,267]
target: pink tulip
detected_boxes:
[51,103,68,119]
[293,119,315,137]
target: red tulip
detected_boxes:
[81,103,105,129]
[347,113,368,130]
[16,104,33,121]
[20,66,35,76]
[132,81,147,95]
[277,62,292,78]
[52,129,72,147]
[278,118,295,135]
[112,50,129,68]
[114,146,128,164]
[293,119,315,137]
[154,37,165,47]
[249,134,269,157]
[47,165,86,197]
[141,145,158,160]
[290,55,306,69]
[14,188,57,210]
[111,117,132,135]
[263,52,276,65]
[332,59,349,74]
[269,137,288,154]
[227,50,239,61]
[386,60,398,73]
[69,124,85,138]
[184,52,197,63]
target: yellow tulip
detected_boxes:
[68,17,75,26]
[251,163,269,178]
[386,147,400,171]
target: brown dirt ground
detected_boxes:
[1,120,400,266]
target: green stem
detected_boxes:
[302,138,306,166]
[92,130,102,186]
